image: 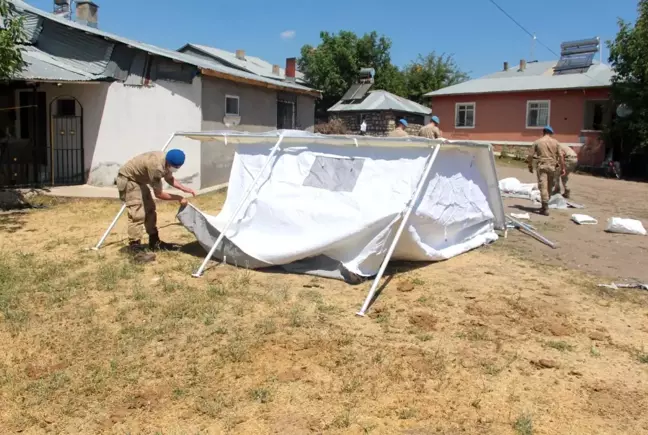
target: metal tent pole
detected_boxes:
[356,144,441,317]
[92,133,177,251]
[191,133,285,278]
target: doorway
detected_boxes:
[277,99,295,130]
[49,96,84,185]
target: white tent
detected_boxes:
[94,130,505,315]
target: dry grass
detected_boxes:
[1,192,648,434]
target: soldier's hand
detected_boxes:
[562,169,566,176]
[180,198,188,207]
[186,188,197,197]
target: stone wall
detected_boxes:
[333,111,425,136]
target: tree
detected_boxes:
[607,0,648,175]
[298,31,406,116]
[401,53,469,104]
[0,0,25,80]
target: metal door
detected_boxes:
[49,97,84,185]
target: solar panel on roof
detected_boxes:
[553,37,599,75]
[341,83,372,102]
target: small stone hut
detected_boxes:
[328,90,432,136]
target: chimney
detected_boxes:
[235,49,246,61]
[519,59,527,72]
[503,61,509,71]
[272,64,280,75]
[75,1,99,28]
[286,57,296,81]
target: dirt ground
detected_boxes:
[1,172,648,435]
[497,162,648,282]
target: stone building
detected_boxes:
[328,90,432,136]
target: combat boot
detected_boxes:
[125,240,156,263]
[148,232,180,252]
[563,189,571,199]
[540,202,550,216]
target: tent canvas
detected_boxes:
[93,130,505,315]
[175,131,505,277]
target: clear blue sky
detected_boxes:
[28,0,638,78]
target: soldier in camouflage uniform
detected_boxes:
[527,126,565,216]
[389,119,409,137]
[116,149,195,253]
[419,115,442,139]
[553,142,578,199]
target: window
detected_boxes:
[56,99,76,117]
[225,95,239,116]
[455,103,475,128]
[526,100,550,128]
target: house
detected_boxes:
[0,0,320,189]
[329,90,432,136]
[425,39,614,167]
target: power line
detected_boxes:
[486,0,559,58]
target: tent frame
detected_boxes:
[92,130,506,316]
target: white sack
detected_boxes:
[499,177,538,197]
[571,214,598,225]
[605,218,647,236]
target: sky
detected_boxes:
[28,0,639,79]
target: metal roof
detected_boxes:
[10,0,319,95]
[425,60,613,97]
[180,44,307,84]
[328,90,432,115]
[17,45,106,81]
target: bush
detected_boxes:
[314,118,349,135]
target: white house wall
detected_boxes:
[40,76,203,189]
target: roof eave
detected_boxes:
[200,68,321,98]
[426,84,611,98]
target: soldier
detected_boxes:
[419,115,442,139]
[389,119,409,137]
[115,149,196,253]
[527,126,565,216]
[554,142,578,198]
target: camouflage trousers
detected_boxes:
[116,175,157,241]
[554,157,577,194]
[537,164,557,203]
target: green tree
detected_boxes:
[298,31,405,116]
[0,0,25,80]
[607,0,648,174]
[401,53,469,104]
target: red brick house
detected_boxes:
[425,59,614,167]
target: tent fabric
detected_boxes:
[176,130,505,282]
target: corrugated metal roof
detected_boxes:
[22,11,42,43]
[425,61,613,97]
[328,90,432,115]
[16,45,104,81]
[180,44,307,84]
[10,0,319,95]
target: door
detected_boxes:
[277,100,295,130]
[49,97,84,185]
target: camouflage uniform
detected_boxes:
[389,128,408,138]
[528,136,561,207]
[419,124,442,139]
[555,143,578,198]
[116,151,173,242]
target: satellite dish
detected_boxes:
[616,104,632,118]
[223,115,241,128]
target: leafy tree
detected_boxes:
[298,31,406,116]
[0,0,25,80]
[401,53,469,104]
[607,0,648,175]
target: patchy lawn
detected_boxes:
[1,190,648,434]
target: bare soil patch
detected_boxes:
[0,184,647,434]
[497,164,648,282]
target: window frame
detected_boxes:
[225,95,240,116]
[454,102,476,129]
[525,100,551,129]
